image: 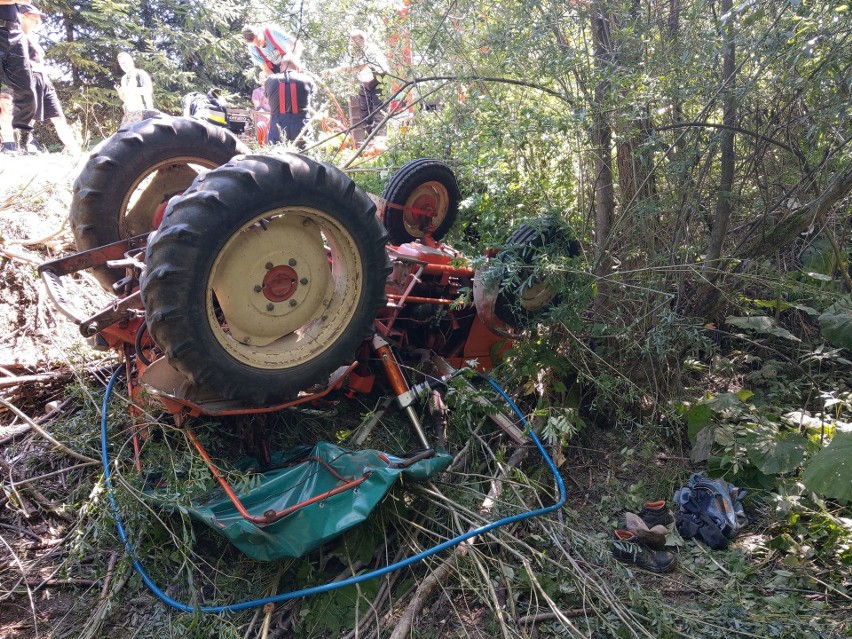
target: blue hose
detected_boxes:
[100,367,566,613]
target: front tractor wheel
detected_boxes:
[141,154,391,406]
[380,159,461,245]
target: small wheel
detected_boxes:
[381,159,461,245]
[70,114,249,290]
[493,219,580,328]
[141,154,391,405]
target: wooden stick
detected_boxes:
[518,609,588,625]
[0,371,73,389]
[0,397,99,464]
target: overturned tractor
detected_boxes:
[44,114,566,421]
[38,115,572,590]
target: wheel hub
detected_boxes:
[410,194,436,225]
[262,265,299,302]
[404,181,449,236]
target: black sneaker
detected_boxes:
[638,500,674,528]
[611,530,677,573]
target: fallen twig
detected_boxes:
[0,521,41,542]
[11,460,100,487]
[0,370,74,390]
[0,532,39,637]
[99,551,118,603]
[518,609,589,625]
[0,397,98,464]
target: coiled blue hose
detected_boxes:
[100,367,566,613]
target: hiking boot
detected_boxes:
[25,133,42,153]
[0,141,18,154]
[15,128,38,154]
[638,500,674,528]
[625,512,668,550]
[611,530,677,573]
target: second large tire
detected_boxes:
[70,114,249,290]
[493,219,581,328]
[141,154,391,406]
[381,158,461,245]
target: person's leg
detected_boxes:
[268,113,282,144]
[356,84,372,133]
[0,25,37,140]
[42,77,79,152]
[365,80,384,135]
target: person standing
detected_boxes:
[116,52,154,115]
[0,0,36,152]
[18,3,79,153]
[264,60,313,147]
[242,24,303,76]
[332,29,388,135]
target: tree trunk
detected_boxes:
[592,6,616,302]
[691,0,737,316]
[735,168,852,259]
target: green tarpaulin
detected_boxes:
[158,442,451,562]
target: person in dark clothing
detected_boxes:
[0,0,36,152]
[329,29,388,136]
[264,60,314,147]
[19,3,79,152]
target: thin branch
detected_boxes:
[0,398,99,464]
[655,121,805,163]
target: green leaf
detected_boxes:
[743,425,807,475]
[706,392,743,410]
[687,404,712,442]
[736,389,754,402]
[802,431,852,500]
[726,316,801,342]
[818,297,852,349]
[692,425,716,463]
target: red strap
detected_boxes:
[264,28,290,56]
[278,82,286,114]
[289,81,299,113]
[255,44,274,71]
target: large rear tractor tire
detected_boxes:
[381,159,461,245]
[141,154,391,406]
[70,114,249,290]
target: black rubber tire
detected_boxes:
[70,114,249,290]
[493,219,580,328]
[381,158,461,245]
[141,154,391,406]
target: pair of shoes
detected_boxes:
[611,529,677,573]
[623,500,674,549]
